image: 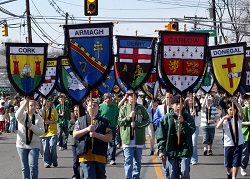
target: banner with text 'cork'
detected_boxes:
[64,23,113,89]
[159,31,208,95]
[5,43,48,96]
[210,42,246,96]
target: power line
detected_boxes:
[31,0,63,33]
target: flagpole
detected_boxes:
[178,95,182,145]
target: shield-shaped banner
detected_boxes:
[64,23,113,88]
[116,36,155,90]
[114,58,129,93]
[5,43,47,96]
[200,62,214,93]
[60,57,89,103]
[38,58,58,98]
[98,65,115,95]
[210,42,246,96]
[159,31,208,95]
[142,67,157,99]
[241,47,250,92]
[156,57,171,90]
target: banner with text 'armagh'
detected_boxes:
[64,23,113,88]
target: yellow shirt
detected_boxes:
[40,108,58,137]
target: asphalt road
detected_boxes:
[0,129,250,179]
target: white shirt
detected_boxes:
[222,117,244,146]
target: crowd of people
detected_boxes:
[1,89,250,179]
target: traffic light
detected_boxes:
[165,22,179,31]
[2,24,8,36]
[84,0,98,16]
[169,22,179,31]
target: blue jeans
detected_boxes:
[72,145,81,179]
[191,126,199,163]
[41,135,58,165]
[167,157,190,179]
[9,117,16,133]
[81,161,106,179]
[123,147,143,179]
[108,127,117,161]
[17,147,40,179]
[241,141,250,169]
[58,126,69,149]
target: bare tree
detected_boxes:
[214,0,250,43]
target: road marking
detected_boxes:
[146,135,164,179]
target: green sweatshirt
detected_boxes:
[157,109,195,159]
[118,103,150,145]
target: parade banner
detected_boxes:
[241,47,250,92]
[6,43,47,96]
[56,74,64,92]
[97,65,116,95]
[200,62,214,93]
[156,57,171,89]
[114,58,129,93]
[142,67,157,99]
[38,58,58,98]
[210,42,246,96]
[159,31,208,94]
[64,23,113,88]
[116,36,155,90]
[60,57,88,103]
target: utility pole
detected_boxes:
[212,0,218,45]
[184,15,207,30]
[63,12,68,55]
[26,0,32,43]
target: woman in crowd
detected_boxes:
[184,93,201,165]
[15,98,45,179]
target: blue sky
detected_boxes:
[0,0,212,49]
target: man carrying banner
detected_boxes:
[118,90,150,179]
[157,95,195,179]
[40,97,58,168]
[73,99,112,179]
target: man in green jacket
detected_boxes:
[118,90,150,179]
[157,95,195,179]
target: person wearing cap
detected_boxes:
[118,90,150,179]
[200,93,220,156]
[40,97,59,168]
[73,99,112,179]
[240,92,250,176]
[56,93,71,150]
[157,95,195,179]
[99,93,119,165]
